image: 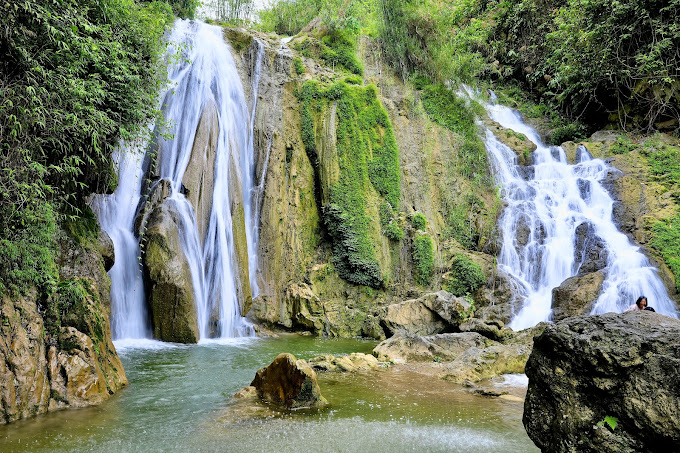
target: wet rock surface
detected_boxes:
[250,353,328,409]
[142,192,199,344]
[551,271,605,322]
[524,313,680,452]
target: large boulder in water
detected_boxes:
[250,353,328,409]
[524,312,680,452]
[551,270,605,322]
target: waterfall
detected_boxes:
[91,146,151,340]
[96,20,261,340]
[483,101,678,329]
[246,39,265,299]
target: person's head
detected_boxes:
[636,296,648,309]
[644,306,656,312]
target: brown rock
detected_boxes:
[308,353,382,372]
[250,353,328,409]
[551,271,605,322]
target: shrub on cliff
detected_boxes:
[0,0,175,295]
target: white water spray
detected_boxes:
[483,101,678,329]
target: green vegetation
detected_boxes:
[597,415,619,432]
[293,57,306,75]
[298,80,400,287]
[376,0,680,131]
[0,0,178,299]
[446,254,486,297]
[411,213,426,231]
[259,0,377,37]
[412,235,434,286]
[380,203,404,241]
[414,79,489,184]
[645,141,680,291]
[610,137,636,155]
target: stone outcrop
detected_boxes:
[142,181,199,343]
[0,233,126,425]
[308,353,383,372]
[551,271,605,322]
[223,30,500,337]
[573,222,608,275]
[486,121,537,167]
[524,313,680,452]
[250,283,325,333]
[182,99,218,244]
[371,324,545,383]
[250,353,328,409]
[381,291,470,337]
[373,331,488,363]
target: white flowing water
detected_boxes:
[246,38,264,298]
[96,20,261,340]
[157,19,258,339]
[91,146,151,340]
[483,102,678,329]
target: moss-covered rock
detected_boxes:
[142,198,199,344]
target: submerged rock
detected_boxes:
[250,353,328,409]
[524,313,680,452]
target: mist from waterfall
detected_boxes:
[96,20,263,341]
[483,101,678,330]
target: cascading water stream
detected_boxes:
[158,20,258,339]
[483,101,678,329]
[245,39,265,299]
[91,146,151,340]
[96,20,262,341]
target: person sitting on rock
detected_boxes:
[625,296,648,312]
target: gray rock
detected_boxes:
[524,313,680,452]
[573,222,608,275]
[372,331,488,363]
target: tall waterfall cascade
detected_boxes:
[94,20,263,341]
[483,100,678,329]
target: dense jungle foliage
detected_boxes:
[0,0,194,296]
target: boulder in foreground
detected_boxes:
[524,312,680,452]
[250,353,328,409]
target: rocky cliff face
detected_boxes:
[524,313,680,452]
[0,231,127,425]
[227,30,502,337]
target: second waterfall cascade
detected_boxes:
[483,99,678,329]
[96,20,263,341]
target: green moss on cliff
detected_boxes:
[646,141,680,291]
[412,234,434,286]
[298,80,401,288]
